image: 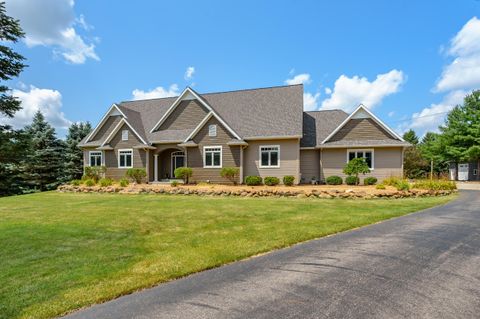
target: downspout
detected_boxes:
[146,149,150,183]
[240,145,245,184]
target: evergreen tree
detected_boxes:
[22,111,65,191]
[420,132,449,178]
[0,2,27,117]
[402,129,419,145]
[63,122,91,181]
[440,90,480,174]
[0,125,31,195]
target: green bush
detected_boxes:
[119,178,129,187]
[376,184,386,190]
[412,179,456,191]
[174,167,193,184]
[264,176,280,186]
[84,166,106,183]
[326,176,342,185]
[383,176,402,186]
[84,178,95,187]
[99,178,114,187]
[395,179,410,191]
[220,167,240,184]
[283,175,295,186]
[170,180,179,187]
[364,177,378,185]
[126,168,147,184]
[343,158,370,185]
[245,176,262,186]
[70,179,81,186]
[345,176,359,185]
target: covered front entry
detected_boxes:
[153,148,185,182]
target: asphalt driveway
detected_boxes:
[65,191,480,319]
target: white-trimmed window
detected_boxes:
[122,130,129,141]
[208,124,217,137]
[89,151,102,167]
[118,149,133,168]
[260,145,280,168]
[347,149,374,169]
[204,146,222,168]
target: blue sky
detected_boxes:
[3,0,480,137]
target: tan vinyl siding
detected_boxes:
[243,139,300,184]
[187,117,240,184]
[321,147,403,183]
[90,115,122,142]
[299,149,320,183]
[159,100,209,131]
[330,118,396,141]
[103,123,147,180]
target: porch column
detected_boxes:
[154,154,159,182]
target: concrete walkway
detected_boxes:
[65,191,480,319]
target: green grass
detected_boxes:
[0,192,456,319]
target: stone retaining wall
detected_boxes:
[57,184,456,199]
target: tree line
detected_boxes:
[402,90,480,179]
[0,3,92,196]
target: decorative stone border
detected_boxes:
[57,184,456,199]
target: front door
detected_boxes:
[171,151,185,177]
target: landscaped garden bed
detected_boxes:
[58,182,456,199]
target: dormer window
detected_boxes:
[122,130,128,141]
[208,124,217,137]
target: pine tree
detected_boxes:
[63,122,91,181]
[402,129,419,145]
[0,2,27,117]
[22,111,65,191]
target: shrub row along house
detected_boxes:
[78,84,410,184]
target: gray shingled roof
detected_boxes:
[301,110,349,147]
[118,84,304,141]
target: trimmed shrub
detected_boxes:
[264,176,280,186]
[84,178,95,187]
[126,168,147,184]
[70,179,81,186]
[395,179,410,191]
[343,158,370,185]
[119,178,129,187]
[174,167,193,184]
[376,183,386,190]
[364,177,378,185]
[84,166,106,183]
[412,179,456,191]
[220,167,240,184]
[283,175,295,186]
[245,175,262,186]
[170,180,179,187]
[345,176,359,185]
[99,178,114,187]
[326,176,342,185]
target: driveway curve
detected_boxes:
[65,191,480,319]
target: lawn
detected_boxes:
[0,192,455,319]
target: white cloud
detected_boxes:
[184,66,195,80]
[284,73,311,85]
[320,69,405,112]
[388,111,395,117]
[132,84,180,100]
[0,86,71,130]
[5,0,99,64]
[435,17,480,92]
[304,92,320,111]
[324,87,332,95]
[399,90,466,135]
